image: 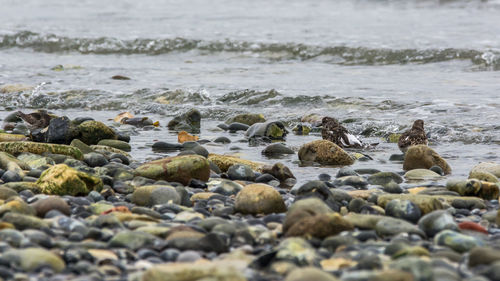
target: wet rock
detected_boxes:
[343,213,384,229]
[469,247,500,267]
[283,198,334,233]
[0,198,36,216]
[226,113,266,126]
[1,213,48,230]
[152,141,183,152]
[132,185,181,207]
[377,194,444,214]
[275,237,319,266]
[262,143,294,156]
[245,121,288,140]
[31,196,71,217]
[36,164,103,196]
[208,154,264,172]
[367,172,403,186]
[83,152,109,167]
[213,136,231,144]
[0,133,28,142]
[298,140,354,165]
[235,183,286,215]
[285,213,353,239]
[470,162,500,179]
[108,230,158,250]
[336,167,358,178]
[207,178,243,196]
[70,139,94,154]
[285,267,339,281]
[77,120,117,145]
[333,176,368,189]
[97,139,131,152]
[227,164,256,181]
[404,169,441,181]
[261,162,295,182]
[1,248,65,272]
[167,109,201,132]
[446,179,499,200]
[403,145,451,175]
[375,217,425,238]
[228,122,250,132]
[90,145,130,158]
[135,155,210,185]
[143,260,247,281]
[0,141,83,160]
[1,170,22,183]
[385,199,422,223]
[0,186,18,200]
[46,116,78,144]
[434,230,484,253]
[17,153,55,170]
[291,124,311,135]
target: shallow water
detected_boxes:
[0,0,499,183]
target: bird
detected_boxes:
[321,116,363,148]
[398,119,428,153]
[16,110,53,130]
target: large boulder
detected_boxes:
[135,155,210,185]
[0,141,83,160]
[234,183,286,215]
[77,120,117,145]
[298,140,354,165]
[36,164,103,196]
[403,145,451,175]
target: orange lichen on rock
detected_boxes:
[178,131,199,143]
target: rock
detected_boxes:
[285,267,339,281]
[108,231,158,250]
[213,136,231,144]
[17,153,55,170]
[404,169,442,181]
[333,176,368,189]
[446,179,499,200]
[343,213,385,229]
[226,113,266,126]
[292,124,311,136]
[235,183,286,215]
[97,139,131,152]
[227,122,250,132]
[152,141,183,152]
[261,162,295,182]
[36,164,103,196]
[403,145,451,175]
[0,198,36,216]
[167,109,201,132]
[385,199,422,223]
[0,84,34,93]
[391,257,433,281]
[469,170,499,183]
[207,179,243,196]
[377,194,444,214]
[285,213,354,239]
[434,230,484,253]
[0,186,18,200]
[1,213,48,230]
[227,164,256,181]
[46,116,78,144]
[0,141,83,160]
[1,248,65,272]
[283,198,334,233]
[142,260,247,281]
[132,185,181,207]
[1,170,22,183]
[469,247,500,267]
[207,154,264,172]
[90,145,131,158]
[262,143,294,156]
[375,217,425,237]
[83,152,109,167]
[336,167,358,178]
[30,196,71,217]
[275,237,319,266]
[298,140,354,165]
[367,172,403,185]
[70,139,94,154]
[77,121,117,145]
[135,155,210,185]
[245,121,288,140]
[470,162,500,178]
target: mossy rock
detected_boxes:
[1,248,65,273]
[403,145,451,175]
[135,155,210,185]
[90,145,131,157]
[77,121,117,145]
[207,153,264,172]
[1,182,41,193]
[226,113,266,126]
[0,133,28,142]
[36,164,103,196]
[298,140,354,166]
[0,141,83,160]
[97,139,131,152]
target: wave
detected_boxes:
[1,31,499,69]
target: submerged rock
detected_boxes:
[36,164,103,196]
[403,145,451,175]
[135,155,210,185]
[298,140,354,166]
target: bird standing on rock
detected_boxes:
[16,110,53,130]
[321,116,363,148]
[398,119,428,153]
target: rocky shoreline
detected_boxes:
[0,110,499,281]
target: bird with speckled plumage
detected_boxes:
[398,119,428,153]
[321,116,363,148]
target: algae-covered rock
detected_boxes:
[208,153,265,172]
[17,153,55,170]
[377,194,444,214]
[245,121,288,140]
[298,140,354,166]
[235,183,286,215]
[0,151,29,176]
[135,155,210,185]
[226,113,266,126]
[275,237,320,266]
[97,139,131,152]
[77,120,117,145]
[90,145,131,157]
[0,133,28,142]
[0,141,83,160]
[167,108,201,132]
[142,260,247,281]
[403,145,451,175]
[1,213,49,230]
[1,248,65,272]
[36,164,103,196]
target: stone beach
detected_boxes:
[0,110,499,281]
